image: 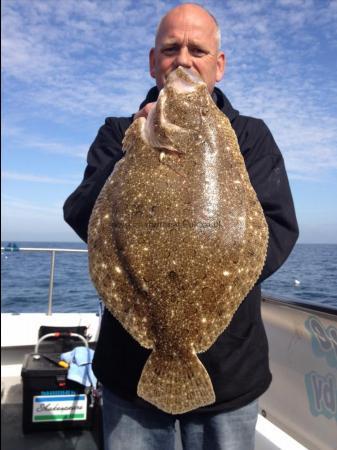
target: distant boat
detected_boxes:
[293,279,301,286]
[3,242,20,252]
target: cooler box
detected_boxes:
[21,328,94,434]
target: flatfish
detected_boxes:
[88,66,268,414]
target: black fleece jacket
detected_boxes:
[63,86,299,413]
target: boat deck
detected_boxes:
[2,309,323,450]
[2,376,306,450]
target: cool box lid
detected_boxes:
[21,353,68,378]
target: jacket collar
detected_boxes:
[139,86,239,122]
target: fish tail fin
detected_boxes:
[137,350,215,414]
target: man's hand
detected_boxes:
[133,102,156,121]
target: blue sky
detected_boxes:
[2,0,337,243]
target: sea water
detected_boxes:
[1,242,336,313]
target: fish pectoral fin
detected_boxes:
[137,349,215,414]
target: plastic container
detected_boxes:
[21,330,93,433]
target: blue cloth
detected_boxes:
[102,386,259,450]
[61,346,97,388]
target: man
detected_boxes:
[64,4,298,450]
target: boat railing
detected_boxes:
[1,246,88,315]
[2,246,336,317]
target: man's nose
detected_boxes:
[175,47,192,68]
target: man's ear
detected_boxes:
[149,48,156,79]
[216,51,226,82]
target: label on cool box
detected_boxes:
[32,394,87,422]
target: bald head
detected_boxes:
[156,4,221,50]
[149,3,225,93]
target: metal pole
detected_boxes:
[47,250,56,315]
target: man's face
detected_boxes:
[149,6,225,93]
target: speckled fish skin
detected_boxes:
[88,66,268,414]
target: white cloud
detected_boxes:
[2,171,78,185]
[1,195,78,241]
[2,195,61,218]
[208,0,337,181]
[2,126,88,158]
[1,0,337,181]
[2,0,161,118]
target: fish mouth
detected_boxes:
[142,66,206,151]
[165,66,206,93]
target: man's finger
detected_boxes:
[133,102,156,121]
